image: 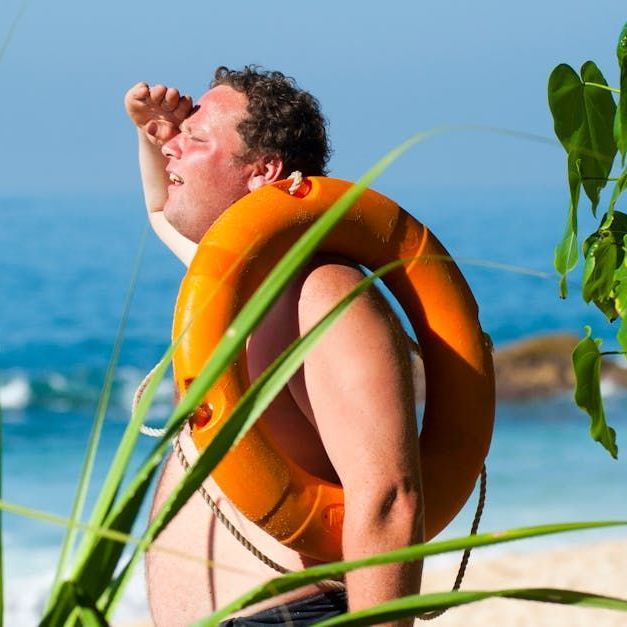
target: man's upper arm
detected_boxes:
[291,262,421,511]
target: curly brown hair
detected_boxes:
[211,66,331,177]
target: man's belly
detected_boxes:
[145,426,330,627]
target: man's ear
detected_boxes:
[247,156,284,192]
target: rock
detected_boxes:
[410,333,627,402]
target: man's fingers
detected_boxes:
[149,84,168,105]
[174,95,194,120]
[162,87,180,112]
[124,81,150,108]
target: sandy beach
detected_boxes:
[120,538,627,626]
[419,538,627,626]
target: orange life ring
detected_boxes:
[172,176,495,562]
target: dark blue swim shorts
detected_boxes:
[218,589,348,625]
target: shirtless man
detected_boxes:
[125,66,423,626]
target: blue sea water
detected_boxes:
[1,189,626,624]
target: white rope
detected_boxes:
[287,170,303,195]
[132,363,168,438]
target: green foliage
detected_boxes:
[582,211,627,318]
[547,62,616,214]
[547,59,618,294]
[572,328,618,458]
[617,24,627,164]
[549,22,627,457]
[554,157,580,297]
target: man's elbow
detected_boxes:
[345,480,425,548]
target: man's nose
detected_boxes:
[162,135,181,159]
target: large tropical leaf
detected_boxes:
[581,213,627,314]
[548,62,617,213]
[572,327,618,458]
[616,22,627,164]
[554,156,580,298]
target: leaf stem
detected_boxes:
[583,82,620,94]
[600,351,627,356]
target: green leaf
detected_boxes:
[581,212,627,319]
[618,316,627,354]
[572,327,618,458]
[607,168,627,217]
[312,588,627,626]
[581,62,618,212]
[617,19,627,162]
[582,237,618,307]
[617,22,627,65]
[198,521,627,625]
[554,157,580,297]
[617,61,627,165]
[547,62,617,214]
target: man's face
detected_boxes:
[162,85,255,243]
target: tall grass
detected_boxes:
[1,129,627,625]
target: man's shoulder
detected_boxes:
[297,258,367,314]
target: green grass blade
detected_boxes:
[200,520,627,624]
[0,499,144,548]
[48,230,147,605]
[40,581,109,627]
[314,588,627,626]
[100,257,410,615]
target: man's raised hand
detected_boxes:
[124,82,193,146]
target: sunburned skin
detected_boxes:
[125,78,423,627]
[146,261,419,625]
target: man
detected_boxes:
[125,66,423,626]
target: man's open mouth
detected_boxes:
[169,172,184,185]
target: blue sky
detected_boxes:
[1,0,625,195]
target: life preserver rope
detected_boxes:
[172,176,495,562]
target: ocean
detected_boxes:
[2,189,626,625]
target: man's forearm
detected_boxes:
[135,129,196,265]
[343,491,423,627]
[137,129,170,213]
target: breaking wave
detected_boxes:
[0,367,173,419]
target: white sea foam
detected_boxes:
[600,376,622,397]
[0,367,174,414]
[3,550,150,626]
[0,375,32,410]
